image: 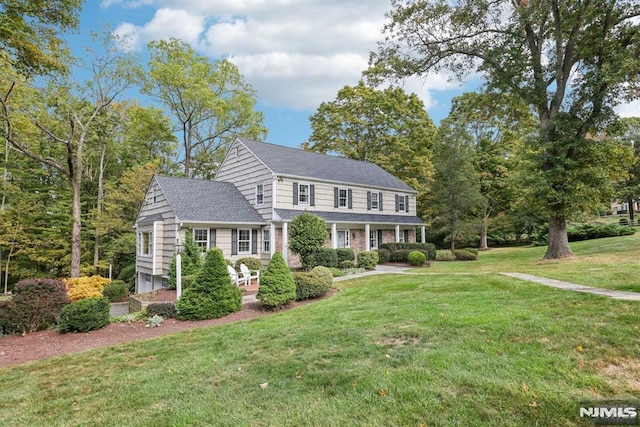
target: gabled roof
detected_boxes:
[275,209,425,225]
[236,137,416,193]
[151,175,265,224]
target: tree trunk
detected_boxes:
[479,212,489,251]
[544,214,574,259]
[70,176,82,277]
[628,198,635,226]
[93,147,106,275]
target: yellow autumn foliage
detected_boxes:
[63,276,111,302]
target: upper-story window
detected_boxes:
[396,194,409,212]
[370,192,379,210]
[256,184,264,205]
[293,182,315,206]
[263,229,270,253]
[338,188,348,207]
[139,232,152,256]
[299,184,309,204]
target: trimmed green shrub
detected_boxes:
[176,248,242,320]
[294,266,332,301]
[389,249,429,263]
[102,280,127,302]
[454,249,478,261]
[435,250,454,261]
[379,242,437,260]
[257,252,296,309]
[118,264,136,293]
[567,223,635,241]
[357,251,379,270]
[59,297,110,333]
[308,247,338,269]
[335,247,355,263]
[461,247,479,255]
[234,257,263,271]
[0,278,70,334]
[147,302,177,319]
[407,251,427,266]
[340,260,356,269]
[376,248,391,264]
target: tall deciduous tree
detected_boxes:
[369,0,640,259]
[446,92,535,250]
[306,81,435,216]
[614,117,640,224]
[430,119,482,253]
[0,0,82,75]
[141,38,267,178]
[1,35,135,277]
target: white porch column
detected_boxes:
[421,225,426,243]
[395,225,401,242]
[365,223,371,251]
[331,223,338,249]
[282,222,288,265]
[270,222,276,256]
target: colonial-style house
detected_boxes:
[134,137,425,293]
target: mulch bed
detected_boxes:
[0,289,337,369]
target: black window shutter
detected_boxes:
[379,192,383,211]
[251,229,258,254]
[378,230,383,245]
[310,185,315,206]
[231,229,238,255]
[293,182,298,205]
[367,191,371,210]
[395,195,399,212]
[209,228,216,249]
[405,195,409,213]
[348,189,353,209]
[334,187,339,208]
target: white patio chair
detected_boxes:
[227,265,248,286]
[239,263,260,286]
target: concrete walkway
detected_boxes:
[502,273,640,301]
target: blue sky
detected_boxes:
[65,0,476,148]
[67,1,639,149]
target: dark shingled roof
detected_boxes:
[237,137,416,192]
[275,209,425,225]
[152,175,265,224]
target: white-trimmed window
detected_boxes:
[369,230,378,249]
[139,231,152,256]
[263,229,270,252]
[338,188,348,207]
[370,192,379,210]
[256,184,264,205]
[398,196,406,212]
[238,229,251,253]
[193,229,209,252]
[298,184,309,204]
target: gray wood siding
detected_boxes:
[276,177,417,216]
[216,140,274,221]
[136,178,177,277]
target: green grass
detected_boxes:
[0,236,639,426]
[424,233,640,292]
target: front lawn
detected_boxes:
[0,268,638,425]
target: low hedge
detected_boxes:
[567,223,635,241]
[357,251,379,270]
[147,302,177,319]
[335,248,355,263]
[379,242,436,260]
[435,250,454,261]
[308,248,338,269]
[454,249,478,261]
[294,266,332,301]
[376,248,391,264]
[389,249,430,263]
[59,297,110,333]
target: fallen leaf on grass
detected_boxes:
[260,382,268,389]
[522,383,529,393]
[378,389,388,396]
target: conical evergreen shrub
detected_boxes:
[176,248,242,320]
[257,252,296,309]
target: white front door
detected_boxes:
[337,230,350,248]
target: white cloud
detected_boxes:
[104,0,458,112]
[616,100,640,118]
